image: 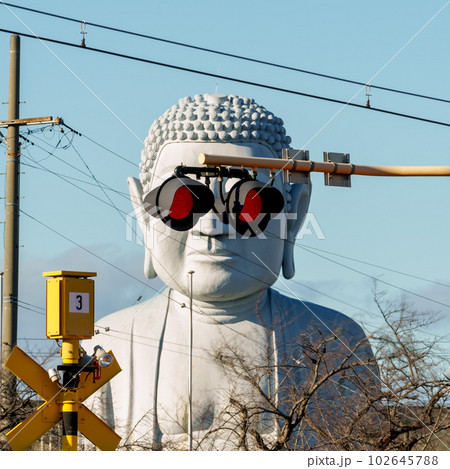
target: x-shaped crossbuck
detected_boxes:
[5,346,121,451]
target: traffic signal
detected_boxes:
[225,179,284,237]
[144,176,215,231]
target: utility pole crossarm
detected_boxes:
[0,116,61,127]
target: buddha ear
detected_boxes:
[282,183,312,279]
[128,177,157,279]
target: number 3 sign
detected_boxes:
[69,292,90,313]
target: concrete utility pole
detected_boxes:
[1,35,61,409]
[1,34,21,406]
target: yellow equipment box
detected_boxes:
[43,271,96,339]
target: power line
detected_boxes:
[20,156,130,213]
[298,245,450,309]
[297,244,450,289]
[17,299,45,311]
[21,159,129,199]
[20,134,131,200]
[2,28,450,129]
[2,2,450,105]
[70,138,126,217]
[58,122,137,168]
[17,303,45,316]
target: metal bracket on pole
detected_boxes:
[282,148,311,185]
[323,152,351,187]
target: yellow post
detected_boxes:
[61,393,79,451]
[61,339,80,365]
[60,340,81,451]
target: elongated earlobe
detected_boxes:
[128,177,157,279]
[282,183,311,279]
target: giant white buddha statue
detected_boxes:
[84,93,376,450]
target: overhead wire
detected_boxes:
[19,134,131,200]
[17,299,45,311]
[298,245,450,309]
[21,159,129,199]
[20,154,131,213]
[58,122,137,168]
[96,327,219,362]
[2,2,450,106]
[1,27,450,129]
[16,302,45,317]
[69,137,128,216]
[297,244,450,289]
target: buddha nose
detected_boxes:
[191,179,229,236]
[192,210,228,236]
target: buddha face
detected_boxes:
[134,141,300,302]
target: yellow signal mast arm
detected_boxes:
[198,153,450,177]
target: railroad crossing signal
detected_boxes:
[4,271,122,451]
[5,346,121,450]
[144,172,284,237]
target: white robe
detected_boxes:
[83,287,375,450]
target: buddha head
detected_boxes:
[128,93,311,301]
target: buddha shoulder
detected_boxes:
[95,290,171,331]
[270,289,368,343]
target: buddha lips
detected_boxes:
[143,176,284,237]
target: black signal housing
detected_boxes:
[143,176,215,231]
[225,180,284,237]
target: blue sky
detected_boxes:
[0,1,449,365]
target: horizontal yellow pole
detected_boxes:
[198,153,450,177]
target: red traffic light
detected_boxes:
[226,180,284,237]
[144,176,215,231]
